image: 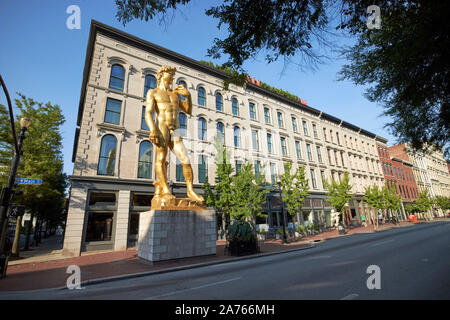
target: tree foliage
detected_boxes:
[202,138,235,230]
[339,1,450,156]
[0,94,68,229]
[324,172,352,214]
[278,162,309,224]
[364,185,384,212]
[415,189,432,213]
[229,162,269,224]
[115,0,450,155]
[434,196,450,212]
[383,185,402,213]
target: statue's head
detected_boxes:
[157,65,176,87]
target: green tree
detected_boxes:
[434,196,450,215]
[230,162,269,227]
[115,1,450,155]
[415,189,433,221]
[278,162,309,239]
[363,185,384,230]
[202,138,235,236]
[383,185,402,225]
[1,94,67,256]
[324,172,353,228]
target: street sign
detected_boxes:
[9,204,25,218]
[15,178,42,185]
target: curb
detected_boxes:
[55,243,316,291]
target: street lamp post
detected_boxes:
[0,118,31,277]
[277,180,288,243]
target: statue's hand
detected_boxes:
[175,85,189,97]
[149,129,162,147]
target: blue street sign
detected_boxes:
[15,178,42,185]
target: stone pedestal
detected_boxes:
[137,209,216,262]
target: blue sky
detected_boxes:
[0,0,395,176]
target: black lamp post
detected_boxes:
[276,180,288,243]
[0,118,31,278]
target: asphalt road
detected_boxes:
[3,220,450,300]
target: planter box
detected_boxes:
[228,240,258,256]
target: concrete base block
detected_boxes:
[137,208,216,262]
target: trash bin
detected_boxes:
[0,253,9,279]
[338,225,346,235]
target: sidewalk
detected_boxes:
[0,220,427,292]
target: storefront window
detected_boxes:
[85,212,114,242]
[89,192,116,206]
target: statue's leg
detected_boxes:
[154,127,174,201]
[171,136,204,203]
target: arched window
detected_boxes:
[138,141,153,179]
[179,112,187,137]
[178,80,187,102]
[198,155,207,183]
[109,64,125,91]
[144,74,156,98]
[232,97,239,116]
[216,92,223,111]
[198,87,206,107]
[98,135,117,176]
[217,121,225,143]
[233,126,240,147]
[198,117,207,141]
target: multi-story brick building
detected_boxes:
[62,21,387,256]
[389,143,450,216]
[390,156,418,205]
[377,142,396,191]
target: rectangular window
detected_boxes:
[336,132,340,145]
[302,120,308,135]
[235,160,242,174]
[141,106,149,130]
[312,124,318,138]
[310,169,317,189]
[340,152,345,167]
[277,112,284,128]
[264,107,270,124]
[176,158,185,182]
[249,103,256,120]
[198,155,207,183]
[316,146,322,163]
[104,98,121,124]
[306,143,312,161]
[254,161,261,178]
[295,141,301,159]
[320,170,326,188]
[267,133,272,153]
[281,137,287,156]
[292,117,297,132]
[327,148,332,164]
[270,163,277,185]
[252,129,259,150]
[323,128,327,141]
